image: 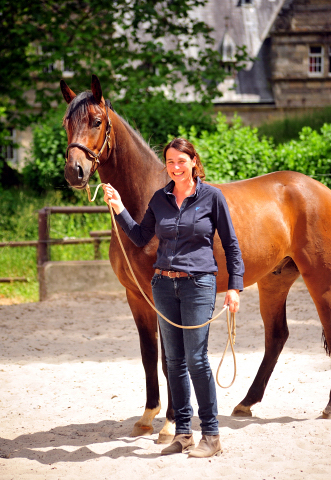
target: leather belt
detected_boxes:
[155,269,190,278]
[155,269,217,278]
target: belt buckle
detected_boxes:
[167,270,172,278]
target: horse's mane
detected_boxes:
[118,115,164,167]
[62,91,164,167]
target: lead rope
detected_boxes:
[86,183,237,388]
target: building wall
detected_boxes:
[270,0,331,107]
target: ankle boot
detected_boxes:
[188,434,222,458]
[161,433,195,455]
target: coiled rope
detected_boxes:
[86,183,237,388]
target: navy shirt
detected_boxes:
[115,177,245,291]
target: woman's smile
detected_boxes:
[166,147,196,184]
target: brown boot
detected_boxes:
[161,433,195,455]
[188,434,222,458]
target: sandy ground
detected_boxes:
[0,279,330,480]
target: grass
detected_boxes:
[0,186,112,303]
[258,106,331,144]
[0,247,39,303]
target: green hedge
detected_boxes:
[177,115,274,183]
[178,113,331,187]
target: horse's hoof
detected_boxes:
[157,417,175,443]
[231,404,253,417]
[157,433,174,444]
[322,407,331,419]
[130,405,161,437]
[130,423,154,437]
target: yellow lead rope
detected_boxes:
[87,183,237,388]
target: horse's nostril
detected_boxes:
[77,164,84,179]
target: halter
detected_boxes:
[65,101,112,176]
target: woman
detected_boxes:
[102,138,244,458]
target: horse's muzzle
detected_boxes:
[64,159,90,189]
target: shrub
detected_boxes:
[115,93,216,149]
[273,124,331,187]
[175,113,331,188]
[22,106,72,196]
[177,113,275,183]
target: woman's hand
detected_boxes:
[223,289,240,313]
[102,184,125,215]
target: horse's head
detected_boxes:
[60,75,113,189]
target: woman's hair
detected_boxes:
[163,138,205,182]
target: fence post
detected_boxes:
[93,239,101,260]
[38,208,50,300]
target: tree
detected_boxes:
[0,0,248,131]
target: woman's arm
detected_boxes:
[212,189,245,313]
[102,184,156,247]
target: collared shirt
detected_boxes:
[115,177,245,291]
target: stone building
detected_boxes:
[202,0,331,124]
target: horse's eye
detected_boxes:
[93,119,102,128]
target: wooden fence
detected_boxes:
[0,206,111,288]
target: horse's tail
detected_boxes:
[322,330,331,356]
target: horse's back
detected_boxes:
[210,171,331,289]
[212,171,331,227]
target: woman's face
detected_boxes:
[165,148,196,185]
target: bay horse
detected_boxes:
[60,75,331,442]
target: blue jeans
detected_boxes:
[152,273,218,435]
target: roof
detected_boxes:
[195,0,287,103]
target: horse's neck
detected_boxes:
[99,116,168,220]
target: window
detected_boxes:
[61,54,75,79]
[42,50,55,74]
[43,63,55,74]
[219,33,236,76]
[0,128,17,163]
[40,47,75,78]
[308,46,324,75]
[239,0,253,5]
[61,60,74,79]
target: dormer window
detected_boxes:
[219,33,236,63]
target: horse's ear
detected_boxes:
[91,74,103,105]
[60,79,76,104]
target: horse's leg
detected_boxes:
[296,267,331,419]
[232,258,300,416]
[157,331,175,444]
[125,288,161,436]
